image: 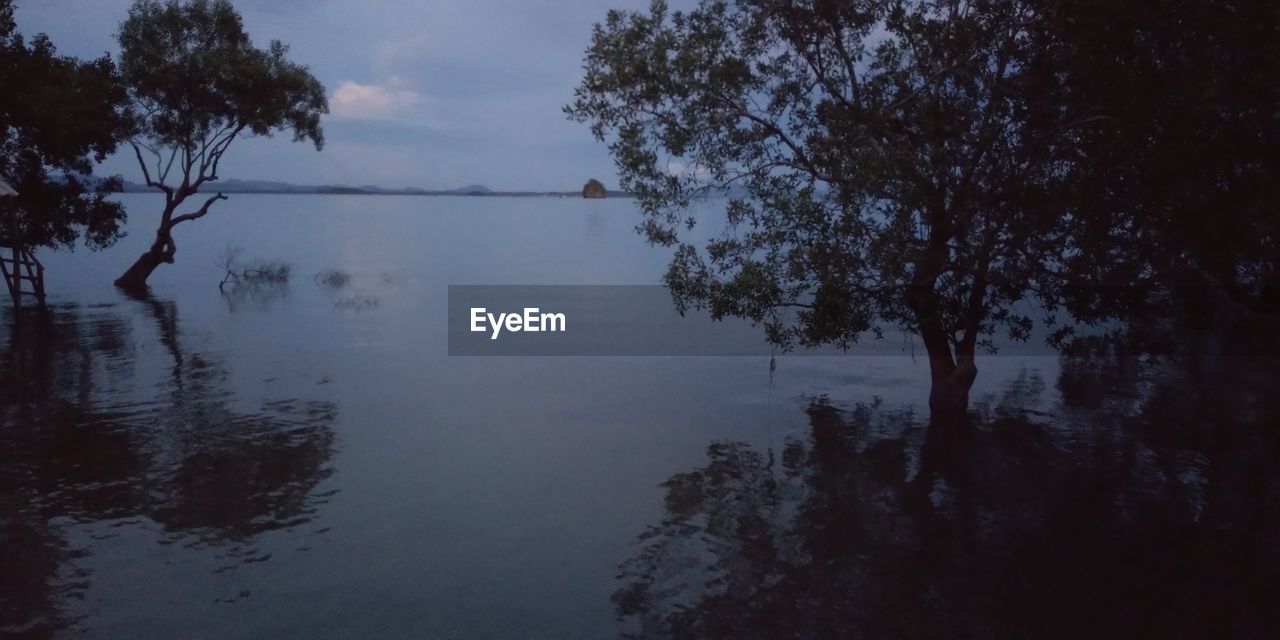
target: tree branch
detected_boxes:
[191,122,245,192]
[160,146,177,184]
[822,13,860,104]
[130,141,173,196]
[170,193,228,226]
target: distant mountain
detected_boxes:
[314,185,369,195]
[112,178,623,197]
[120,178,428,195]
[118,178,307,193]
[212,178,315,193]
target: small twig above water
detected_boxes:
[217,246,292,290]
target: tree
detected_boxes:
[113,0,327,291]
[568,0,1091,421]
[1041,0,1280,325]
[0,0,129,252]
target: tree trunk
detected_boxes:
[114,224,174,292]
[928,345,977,422]
[908,282,978,426]
[922,335,978,425]
[114,249,165,292]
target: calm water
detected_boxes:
[2,194,1276,638]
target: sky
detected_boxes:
[13,0,657,191]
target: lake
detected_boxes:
[2,194,1277,638]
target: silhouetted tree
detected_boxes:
[0,0,129,251]
[113,0,327,291]
[567,0,1102,420]
[568,0,1275,420]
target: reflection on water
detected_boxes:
[615,347,1280,639]
[2,195,1276,637]
[0,300,337,638]
[220,279,292,314]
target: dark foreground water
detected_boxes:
[2,195,1277,638]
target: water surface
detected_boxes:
[2,194,1275,638]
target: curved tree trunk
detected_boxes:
[114,224,175,292]
[113,191,225,292]
[114,249,165,292]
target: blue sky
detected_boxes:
[14,0,656,191]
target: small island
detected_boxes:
[582,179,606,199]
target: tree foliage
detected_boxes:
[567,0,1277,413]
[115,0,327,289]
[569,0,1080,413]
[0,0,129,250]
[1044,0,1280,319]
[119,0,326,161]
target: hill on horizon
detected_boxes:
[114,178,518,196]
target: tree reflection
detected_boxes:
[0,301,337,637]
[616,351,1280,639]
[220,279,291,314]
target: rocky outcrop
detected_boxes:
[582,179,606,198]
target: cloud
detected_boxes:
[21,0,634,190]
[329,81,426,121]
[313,140,436,186]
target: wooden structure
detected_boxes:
[0,179,47,312]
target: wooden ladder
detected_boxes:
[0,243,47,311]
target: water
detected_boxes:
[2,194,1276,638]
